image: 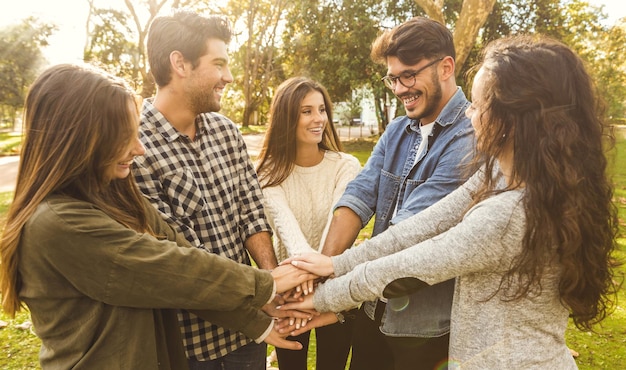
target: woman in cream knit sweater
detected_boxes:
[256,77,361,370]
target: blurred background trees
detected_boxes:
[1,0,625,131]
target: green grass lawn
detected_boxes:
[0,131,22,156]
[1,132,625,369]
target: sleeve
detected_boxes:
[331,170,482,276]
[318,154,361,251]
[314,190,525,313]
[263,186,317,258]
[234,131,274,239]
[34,201,274,312]
[332,130,392,226]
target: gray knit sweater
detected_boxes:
[315,171,577,369]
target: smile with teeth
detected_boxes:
[308,127,323,134]
[403,93,422,105]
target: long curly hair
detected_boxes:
[1,64,151,316]
[468,35,619,330]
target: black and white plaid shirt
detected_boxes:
[133,100,272,360]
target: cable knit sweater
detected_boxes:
[262,151,360,262]
[315,171,577,369]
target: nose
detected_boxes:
[393,82,409,96]
[132,137,146,156]
[313,110,326,123]
[222,66,234,84]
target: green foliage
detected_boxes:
[83,9,141,85]
[0,18,56,129]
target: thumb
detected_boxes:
[273,337,303,351]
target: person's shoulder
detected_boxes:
[27,195,100,233]
[201,112,238,130]
[324,151,361,170]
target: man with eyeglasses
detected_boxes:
[320,16,475,370]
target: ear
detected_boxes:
[440,55,456,81]
[169,51,188,78]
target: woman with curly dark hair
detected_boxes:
[279,35,619,369]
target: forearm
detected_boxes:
[320,207,363,256]
[189,305,272,340]
[246,231,278,269]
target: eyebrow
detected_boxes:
[212,57,229,64]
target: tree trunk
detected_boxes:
[414,0,497,74]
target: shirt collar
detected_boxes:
[141,98,209,142]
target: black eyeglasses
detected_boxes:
[381,57,444,90]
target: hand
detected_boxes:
[264,326,303,350]
[281,253,334,277]
[278,292,315,311]
[277,311,339,337]
[295,278,315,296]
[262,295,315,321]
[271,264,318,294]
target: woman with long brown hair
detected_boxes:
[280,35,619,369]
[256,77,360,370]
[0,64,311,369]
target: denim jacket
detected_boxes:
[335,87,475,337]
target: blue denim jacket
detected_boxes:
[335,87,475,337]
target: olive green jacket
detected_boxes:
[18,195,274,369]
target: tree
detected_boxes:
[283,0,391,130]
[84,0,202,97]
[414,0,497,75]
[228,0,289,127]
[0,17,55,129]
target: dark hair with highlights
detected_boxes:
[468,35,619,330]
[1,64,151,316]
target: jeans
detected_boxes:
[187,342,267,370]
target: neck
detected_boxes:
[153,88,197,139]
[295,144,324,167]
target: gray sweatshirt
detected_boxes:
[315,171,577,369]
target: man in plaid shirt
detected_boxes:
[133,9,279,370]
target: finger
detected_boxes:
[270,337,304,350]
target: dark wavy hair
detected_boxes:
[468,35,619,330]
[370,16,455,66]
[256,77,343,188]
[147,8,232,87]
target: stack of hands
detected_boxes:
[263,253,337,350]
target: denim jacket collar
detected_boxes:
[404,87,469,134]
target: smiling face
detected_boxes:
[295,91,328,148]
[387,56,444,123]
[186,38,233,114]
[106,100,146,181]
